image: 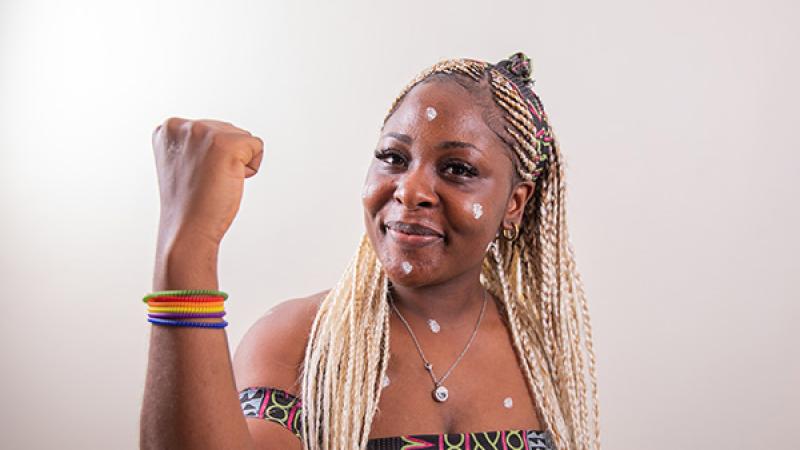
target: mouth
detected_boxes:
[383,220,444,248]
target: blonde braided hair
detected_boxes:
[300,54,600,450]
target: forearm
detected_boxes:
[140,235,254,450]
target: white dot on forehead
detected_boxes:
[401,261,413,274]
[503,397,513,408]
[425,106,437,121]
[472,203,483,219]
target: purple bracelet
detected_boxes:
[148,318,229,329]
[148,312,227,319]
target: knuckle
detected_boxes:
[164,116,184,132]
[209,130,232,149]
[189,120,208,135]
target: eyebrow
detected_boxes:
[385,132,412,144]
[383,132,481,152]
[438,140,479,152]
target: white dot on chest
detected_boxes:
[503,397,513,408]
[427,319,441,333]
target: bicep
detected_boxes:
[232,294,325,449]
[247,419,304,450]
[233,297,318,393]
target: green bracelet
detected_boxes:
[141,289,229,303]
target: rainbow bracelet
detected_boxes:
[143,289,229,329]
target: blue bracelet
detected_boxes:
[148,317,229,329]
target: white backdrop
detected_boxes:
[1,0,798,448]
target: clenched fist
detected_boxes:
[152,117,264,254]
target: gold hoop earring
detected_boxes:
[502,223,519,241]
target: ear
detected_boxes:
[503,180,535,226]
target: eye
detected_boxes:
[441,160,479,178]
[375,148,407,168]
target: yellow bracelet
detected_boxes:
[145,301,225,308]
[148,306,225,313]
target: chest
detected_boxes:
[367,315,543,439]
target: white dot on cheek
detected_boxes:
[472,203,484,219]
[503,397,513,408]
[401,261,413,274]
[382,374,391,387]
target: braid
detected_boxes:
[300,54,600,450]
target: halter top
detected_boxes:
[239,386,554,450]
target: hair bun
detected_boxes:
[507,52,533,83]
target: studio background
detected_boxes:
[1,0,797,448]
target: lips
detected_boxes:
[383,220,444,248]
[384,220,443,237]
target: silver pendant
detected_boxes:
[433,385,449,402]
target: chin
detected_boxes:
[378,252,441,289]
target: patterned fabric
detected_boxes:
[239,386,554,450]
[240,386,304,439]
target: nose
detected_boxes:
[394,165,438,210]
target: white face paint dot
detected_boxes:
[427,319,441,333]
[503,397,514,408]
[425,106,437,121]
[472,203,484,219]
[401,261,413,274]
[382,374,391,387]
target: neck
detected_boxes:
[388,264,487,326]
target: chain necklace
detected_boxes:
[389,289,488,403]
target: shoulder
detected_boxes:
[233,289,328,396]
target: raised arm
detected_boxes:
[140,117,263,450]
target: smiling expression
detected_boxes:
[362,79,533,287]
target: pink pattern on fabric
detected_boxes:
[400,435,436,449]
[258,388,271,418]
[501,430,508,450]
[287,403,299,428]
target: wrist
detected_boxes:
[153,233,221,291]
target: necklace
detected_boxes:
[389,289,488,403]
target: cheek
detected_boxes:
[361,172,395,216]
[361,182,377,201]
[447,195,502,245]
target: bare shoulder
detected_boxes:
[233,289,328,396]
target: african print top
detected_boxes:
[239,386,554,450]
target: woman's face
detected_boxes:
[362,79,533,287]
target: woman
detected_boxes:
[141,53,600,450]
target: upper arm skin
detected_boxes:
[233,290,327,450]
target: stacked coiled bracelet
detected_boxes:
[143,289,229,329]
